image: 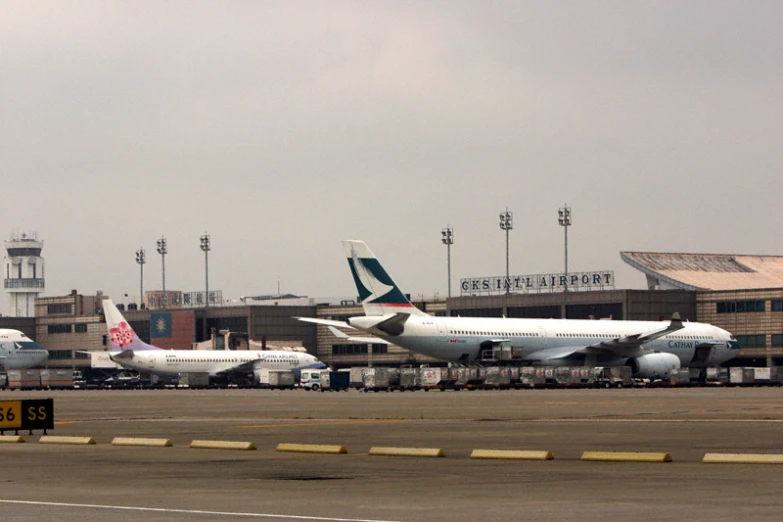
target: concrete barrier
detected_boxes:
[581,451,672,463]
[39,436,96,445]
[703,453,783,464]
[112,437,173,448]
[190,440,256,451]
[0,435,25,443]
[369,446,445,458]
[276,443,347,454]
[471,449,553,460]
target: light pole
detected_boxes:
[156,236,167,309]
[200,233,211,308]
[441,226,453,301]
[558,205,571,291]
[499,209,513,294]
[135,248,145,309]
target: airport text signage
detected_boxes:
[460,271,615,296]
[0,398,54,433]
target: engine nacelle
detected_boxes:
[627,352,681,378]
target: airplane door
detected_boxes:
[539,327,547,346]
[147,355,156,369]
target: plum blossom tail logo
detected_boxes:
[110,321,134,348]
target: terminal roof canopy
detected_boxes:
[620,252,783,291]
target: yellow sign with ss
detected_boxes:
[0,399,54,432]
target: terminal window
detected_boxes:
[47,303,73,315]
[716,300,765,313]
[772,334,783,347]
[332,344,368,355]
[47,324,73,334]
[736,334,766,348]
[48,349,73,360]
[772,300,783,312]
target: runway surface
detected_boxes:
[1,387,782,521]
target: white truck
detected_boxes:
[300,369,328,391]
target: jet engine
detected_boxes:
[627,352,681,378]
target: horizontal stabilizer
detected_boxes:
[294,317,356,329]
[111,349,135,360]
[327,326,390,344]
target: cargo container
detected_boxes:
[705,367,729,385]
[399,367,420,390]
[519,367,546,388]
[0,373,7,389]
[269,370,296,389]
[483,367,512,388]
[8,369,40,389]
[40,369,74,389]
[349,367,370,389]
[590,367,631,388]
[555,367,593,387]
[326,370,350,391]
[363,368,400,392]
[419,367,447,388]
[668,368,692,386]
[730,367,776,386]
[179,372,210,388]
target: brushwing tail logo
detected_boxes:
[350,248,394,304]
[110,321,134,348]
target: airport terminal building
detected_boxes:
[4,252,783,371]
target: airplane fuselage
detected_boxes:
[111,350,324,377]
[351,315,739,368]
[0,330,49,370]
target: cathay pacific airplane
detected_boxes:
[298,241,741,377]
[0,328,49,370]
[0,330,49,370]
[103,299,326,383]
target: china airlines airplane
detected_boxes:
[298,241,740,377]
[103,299,326,382]
[0,330,49,370]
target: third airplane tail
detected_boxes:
[103,299,160,352]
[342,240,428,317]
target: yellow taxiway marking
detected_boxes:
[234,419,409,430]
[54,421,81,425]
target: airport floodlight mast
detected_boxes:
[135,248,145,309]
[200,233,210,308]
[156,236,167,308]
[441,226,453,301]
[558,205,572,292]
[499,209,513,294]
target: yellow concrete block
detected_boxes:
[369,446,445,458]
[190,440,256,451]
[703,453,783,464]
[112,437,173,448]
[581,451,672,462]
[471,449,553,460]
[39,436,96,445]
[276,443,347,454]
[0,435,25,443]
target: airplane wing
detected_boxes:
[527,346,589,361]
[327,326,390,345]
[294,317,357,329]
[584,313,685,358]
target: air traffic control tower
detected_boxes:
[4,232,45,317]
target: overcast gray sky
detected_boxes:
[2,1,782,314]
